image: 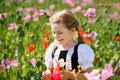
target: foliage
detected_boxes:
[0,0,120,80]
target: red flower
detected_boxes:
[86,37,94,45]
[116,36,120,41]
[79,28,85,36]
[52,62,61,80]
[52,72,61,80]
[28,44,35,53]
[43,41,50,48]
[112,37,115,42]
[94,58,100,63]
[44,33,51,38]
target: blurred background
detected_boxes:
[0,0,120,80]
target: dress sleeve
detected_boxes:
[77,44,94,70]
[45,43,55,68]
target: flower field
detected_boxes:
[0,0,120,80]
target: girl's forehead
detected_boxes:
[51,23,67,30]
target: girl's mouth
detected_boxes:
[58,39,63,42]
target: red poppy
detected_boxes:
[43,41,50,48]
[112,37,115,42]
[94,58,100,63]
[53,62,60,72]
[44,33,51,38]
[79,28,85,36]
[52,62,61,80]
[116,36,120,41]
[28,44,35,53]
[52,71,61,80]
[86,38,93,45]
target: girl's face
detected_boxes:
[51,23,74,46]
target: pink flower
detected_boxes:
[84,8,96,24]
[81,0,93,6]
[82,0,93,4]
[17,0,22,2]
[88,18,95,24]
[39,9,45,16]
[33,11,39,18]
[90,31,97,38]
[24,8,32,15]
[84,8,96,18]
[10,60,19,67]
[50,4,55,11]
[110,12,118,19]
[17,7,23,12]
[38,0,45,4]
[45,10,52,16]
[33,17,39,21]
[0,65,6,70]
[0,14,3,20]
[33,11,39,21]
[1,59,11,69]
[100,64,113,80]
[62,0,75,7]
[114,3,120,10]
[3,13,7,18]
[0,13,7,20]
[83,34,91,38]
[84,63,113,80]
[26,0,31,3]
[30,58,37,67]
[84,69,100,80]
[23,15,31,22]
[8,23,17,31]
[32,7,39,12]
[71,6,84,14]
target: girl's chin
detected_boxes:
[58,41,64,44]
[58,42,62,44]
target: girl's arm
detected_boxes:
[42,68,53,80]
[61,68,92,80]
[76,68,92,80]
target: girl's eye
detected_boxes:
[52,32,55,34]
[58,32,63,34]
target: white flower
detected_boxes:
[59,58,64,63]
[66,61,72,70]
[59,58,65,68]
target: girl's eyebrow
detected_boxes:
[57,31,63,33]
[52,30,62,32]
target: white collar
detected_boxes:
[53,46,74,70]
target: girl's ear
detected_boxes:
[71,27,76,33]
[72,28,78,42]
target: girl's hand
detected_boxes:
[41,70,52,80]
[60,70,88,80]
[61,71,75,80]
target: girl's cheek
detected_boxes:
[52,34,56,38]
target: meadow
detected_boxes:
[0,0,120,80]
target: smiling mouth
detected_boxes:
[58,39,63,42]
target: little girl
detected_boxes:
[42,10,94,80]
